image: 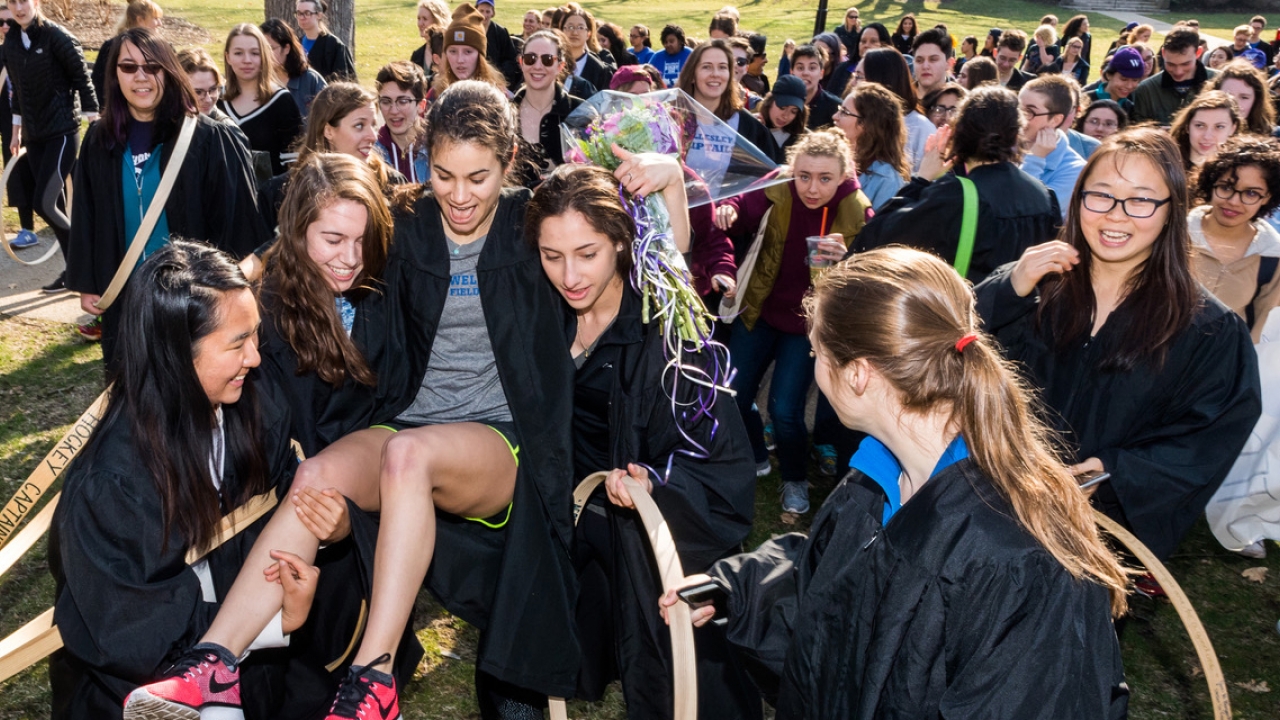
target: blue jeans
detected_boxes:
[729,317,814,483]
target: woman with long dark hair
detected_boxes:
[52,241,316,719]
[91,0,162,102]
[293,0,356,81]
[1209,60,1278,136]
[757,76,808,157]
[859,47,932,171]
[261,17,327,119]
[123,80,686,719]
[661,246,1131,719]
[857,85,1059,282]
[3,0,98,293]
[67,27,269,370]
[1169,90,1240,172]
[976,128,1261,562]
[528,162,759,720]
[890,14,916,55]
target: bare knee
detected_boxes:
[380,432,438,495]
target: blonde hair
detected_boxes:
[1033,24,1057,47]
[224,23,278,103]
[787,129,856,179]
[804,247,1131,616]
[117,0,161,33]
[418,0,449,28]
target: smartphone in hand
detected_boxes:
[677,581,729,627]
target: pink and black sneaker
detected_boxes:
[325,654,400,720]
[122,643,241,720]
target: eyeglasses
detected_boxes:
[836,106,860,120]
[117,61,163,76]
[522,52,557,67]
[563,24,588,32]
[1080,191,1172,218]
[929,105,959,118]
[1084,117,1118,130]
[194,87,221,99]
[1213,183,1269,205]
[1021,106,1058,120]
[735,57,748,67]
[379,96,418,109]
[294,10,317,18]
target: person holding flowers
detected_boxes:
[713,129,873,515]
[528,161,760,720]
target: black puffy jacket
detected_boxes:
[2,16,97,142]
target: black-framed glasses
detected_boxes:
[118,61,163,76]
[563,23,588,32]
[379,96,418,109]
[194,87,221,99]
[836,106,860,120]
[1084,117,1118,130]
[735,57,748,67]
[1021,106,1058,120]
[928,104,958,118]
[1213,183,1269,205]
[1080,191,1172,218]
[294,10,317,17]
[521,52,557,67]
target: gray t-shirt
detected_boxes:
[396,235,513,425]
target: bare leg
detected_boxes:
[200,427,394,654]
[352,422,518,669]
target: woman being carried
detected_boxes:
[123,80,685,720]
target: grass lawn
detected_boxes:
[78,0,1150,88]
[2,313,1279,718]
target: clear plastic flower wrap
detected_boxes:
[559,90,788,482]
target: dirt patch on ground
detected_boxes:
[42,0,210,50]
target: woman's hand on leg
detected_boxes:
[264,550,320,634]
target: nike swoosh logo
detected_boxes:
[208,672,238,695]
[374,690,397,719]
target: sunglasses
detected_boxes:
[117,61,163,76]
[522,52,557,67]
[735,58,748,67]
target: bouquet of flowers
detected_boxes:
[561,91,742,482]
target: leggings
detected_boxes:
[23,130,78,256]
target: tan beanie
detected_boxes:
[445,3,487,55]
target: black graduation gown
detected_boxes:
[374,188,580,697]
[571,287,759,719]
[306,32,356,82]
[733,108,782,165]
[65,114,271,368]
[854,162,1060,283]
[710,460,1129,720]
[975,266,1262,560]
[47,387,296,719]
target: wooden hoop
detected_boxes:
[548,471,698,720]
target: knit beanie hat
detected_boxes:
[446,3,487,55]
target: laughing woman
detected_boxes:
[677,38,780,166]
[67,27,269,371]
[123,80,686,719]
[528,163,759,720]
[52,241,316,720]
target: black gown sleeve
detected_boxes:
[53,469,215,684]
[196,119,272,258]
[854,174,964,262]
[973,261,1040,334]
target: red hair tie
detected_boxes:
[955,333,978,353]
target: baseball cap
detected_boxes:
[771,75,807,109]
[1240,47,1267,69]
[1107,47,1145,79]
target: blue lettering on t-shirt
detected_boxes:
[450,271,481,296]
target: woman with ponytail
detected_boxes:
[975,128,1261,563]
[659,246,1131,720]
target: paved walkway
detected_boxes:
[1092,9,1232,50]
[0,230,86,325]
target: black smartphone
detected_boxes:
[676,581,729,627]
[1077,470,1112,490]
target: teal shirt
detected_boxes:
[123,140,170,266]
[849,435,970,523]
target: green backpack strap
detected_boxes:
[955,176,978,278]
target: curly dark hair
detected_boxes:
[949,85,1024,167]
[1192,135,1280,219]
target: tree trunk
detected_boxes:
[264,0,355,54]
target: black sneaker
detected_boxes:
[41,273,67,294]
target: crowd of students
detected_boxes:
[3,0,1279,718]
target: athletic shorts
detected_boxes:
[369,419,518,529]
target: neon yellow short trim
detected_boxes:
[372,422,518,529]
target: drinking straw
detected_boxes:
[820,206,828,236]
